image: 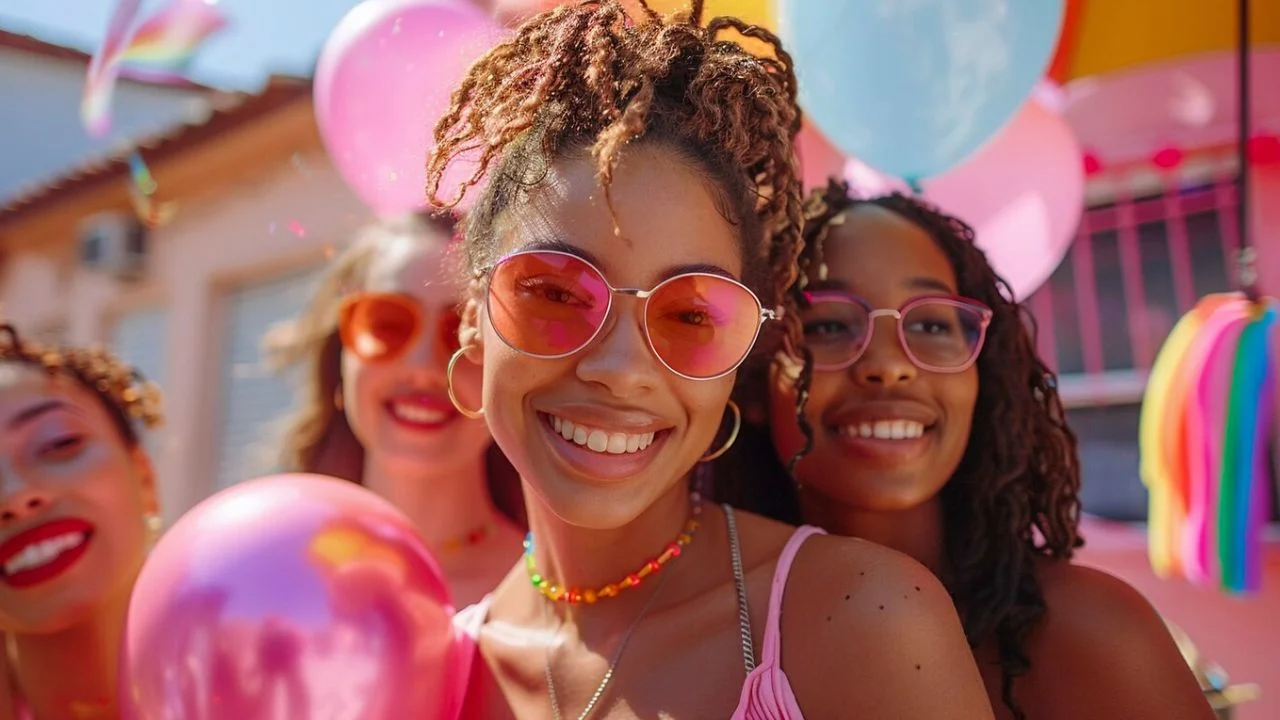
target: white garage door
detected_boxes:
[213,267,322,490]
[109,306,168,459]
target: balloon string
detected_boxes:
[1237,0,1258,301]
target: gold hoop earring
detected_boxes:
[446,348,484,419]
[333,385,344,411]
[700,400,741,462]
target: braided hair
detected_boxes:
[424,0,808,361]
[718,179,1084,719]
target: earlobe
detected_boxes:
[130,446,161,516]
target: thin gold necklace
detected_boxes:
[542,555,675,720]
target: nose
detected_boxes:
[850,316,918,388]
[575,299,661,397]
[0,469,53,525]
[400,309,454,376]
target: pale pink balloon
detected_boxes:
[845,97,1085,300]
[121,474,465,720]
[1063,49,1280,167]
[314,0,506,216]
[796,120,846,191]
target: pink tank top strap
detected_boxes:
[758,525,826,666]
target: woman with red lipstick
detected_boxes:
[0,324,163,719]
[270,211,525,606]
[426,3,992,718]
[717,180,1213,719]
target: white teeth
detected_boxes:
[841,420,925,440]
[390,401,449,425]
[550,415,656,455]
[3,532,88,576]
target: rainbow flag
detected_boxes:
[81,0,229,136]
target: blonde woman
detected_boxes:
[269,212,523,606]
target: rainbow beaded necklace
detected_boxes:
[523,491,703,604]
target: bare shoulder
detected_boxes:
[1024,561,1215,719]
[780,534,994,718]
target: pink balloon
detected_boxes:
[314,0,505,216]
[796,120,846,191]
[845,98,1085,300]
[121,474,464,720]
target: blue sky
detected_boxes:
[0,0,366,89]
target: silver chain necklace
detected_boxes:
[543,564,675,720]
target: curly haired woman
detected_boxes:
[269,212,525,606]
[0,324,163,720]
[717,179,1214,720]
[429,2,992,718]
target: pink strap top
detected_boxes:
[730,520,824,720]
[451,509,824,720]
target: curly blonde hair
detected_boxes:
[265,213,524,524]
[0,323,163,445]
[424,0,807,369]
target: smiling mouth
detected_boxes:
[544,413,663,454]
[0,527,94,589]
[385,396,459,429]
[833,419,929,440]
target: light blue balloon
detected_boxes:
[779,0,1065,184]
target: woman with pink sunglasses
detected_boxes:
[427,3,992,718]
[270,212,525,606]
[717,180,1213,719]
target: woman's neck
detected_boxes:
[801,491,947,576]
[7,584,131,720]
[363,447,509,551]
[523,477,694,620]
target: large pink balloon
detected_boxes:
[121,474,464,720]
[846,97,1085,301]
[314,0,504,216]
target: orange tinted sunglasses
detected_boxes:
[337,292,462,364]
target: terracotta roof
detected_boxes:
[0,28,213,91]
[0,75,312,224]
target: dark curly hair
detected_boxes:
[423,0,807,361]
[716,179,1084,719]
[0,323,164,446]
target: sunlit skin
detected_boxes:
[0,362,158,720]
[770,204,1215,720]
[339,230,522,606]
[457,146,993,719]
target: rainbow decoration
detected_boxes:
[82,0,229,137]
[1140,293,1278,594]
[119,0,229,83]
[81,0,142,138]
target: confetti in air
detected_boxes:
[82,0,229,136]
[128,152,158,195]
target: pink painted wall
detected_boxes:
[1077,517,1278,719]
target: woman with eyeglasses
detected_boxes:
[0,324,163,719]
[429,3,992,718]
[717,180,1214,719]
[269,212,525,606]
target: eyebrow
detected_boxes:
[6,400,77,430]
[807,275,956,295]
[510,238,736,283]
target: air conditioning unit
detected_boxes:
[77,211,148,282]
